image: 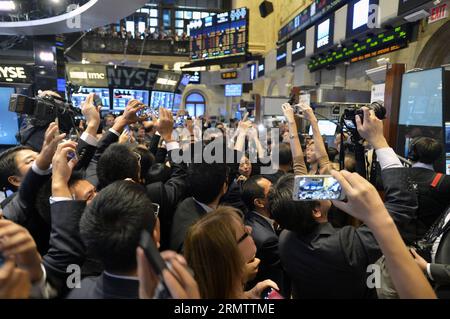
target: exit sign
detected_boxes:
[429,2,448,24]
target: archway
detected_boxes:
[415,20,450,69]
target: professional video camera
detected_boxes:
[341,102,386,138]
[9,93,81,127]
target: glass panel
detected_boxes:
[150,9,158,17]
[175,11,184,19]
[150,27,156,33]
[150,18,158,27]
[175,19,184,29]
[193,11,201,20]
[126,21,135,37]
[141,8,150,14]
[184,11,192,19]
[201,12,209,18]
[196,104,205,117]
[186,104,196,116]
[163,10,171,27]
[186,93,205,103]
[138,22,146,34]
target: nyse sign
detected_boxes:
[107,66,158,89]
[0,65,32,83]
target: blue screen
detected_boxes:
[72,88,110,109]
[399,68,443,127]
[150,91,174,109]
[113,89,149,110]
[0,87,19,145]
[225,84,242,97]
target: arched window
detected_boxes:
[185,92,205,117]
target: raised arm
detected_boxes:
[331,170,436,299]
[298,104,330,174]
[281,103,307,176]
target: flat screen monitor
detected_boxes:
[72,88,110,109]
[347,0,379,38]
[150,91,174,109]
[308,120,338,136]
[0,87,19,145]
[315,15,334,52]
[113,89,149,110]
[154,71,181,92]
[225,84,242,97]
[399,68,443,127]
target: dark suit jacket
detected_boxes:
[170,197,207,253]
[85,130,119,187]
[74,138,97,171]
[434,209,450,298]
[66,272,139,299]
[1,167,51,254]
[403,167,450,243]
[146,149,187,250]
[245,211,287,295]
[279,168,418,299]
[43,200,86,296]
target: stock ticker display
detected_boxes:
[189,7,248,61]
[308,25,409,71]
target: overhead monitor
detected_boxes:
[347,0,379,38]
[225,84,243,97]
[150,91,174,109]
[315,15,334,52]
[154,71,181,92]
[291,31,307,62]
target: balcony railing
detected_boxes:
[82,35,190,56]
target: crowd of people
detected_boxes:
[0,91,449,299]
[91,26,189,42]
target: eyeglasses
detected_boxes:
[237,225,251,244]
[151,203,160,218]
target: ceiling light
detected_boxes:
[39,51,55,62]
[0,1,16,11]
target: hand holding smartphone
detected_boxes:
[293,175,345,201]
[261,288,284,300]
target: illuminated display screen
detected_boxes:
[276,43,287,69]
[113,89,149,110]
[0,87,19,145]
[316,18,331,49]
[150,91,174,109]
[291,31,307,62]
[225,84,243,97]
[189,7,248,61]
[353,0,370,30]
[72,87,110,109]
[278,0,346,42]
[308,25,409,71]
[399,68,443,127]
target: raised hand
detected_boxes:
[356,107,388,150]
[35,122,66,171]
[157,108,175,142]
[51,140,78,198]
[281,103,295,124]
[0,260,31,299]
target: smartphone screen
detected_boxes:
[293,175,344,201]
[262,288,284,300]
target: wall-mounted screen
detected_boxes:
[315,15,334,52]
[189,7,248,61]
[154,71,181,92]
[72,87,110,109]
[276,43,287,69]
[0,87,18,145]
[173,94,182,111]
[399,68,443,127]
[225,84,243,97]
[249,63,257,81]
[291,31,307,62]
[113,89,149,110]
[398,0,431,15]
[347,0,379,38]
[150,91,174,109]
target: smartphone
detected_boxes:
[139,230,173,299]
[293,175,345,201]
[261,288,284,300]
[93,94,103,107]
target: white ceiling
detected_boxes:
[0,0,148,35]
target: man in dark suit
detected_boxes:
[411,207,450,299]
[67,180,159,299]
[402,137,450,243]
[170,162,229,253]
[242,175,288,295]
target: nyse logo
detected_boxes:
[0,66,28,82]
